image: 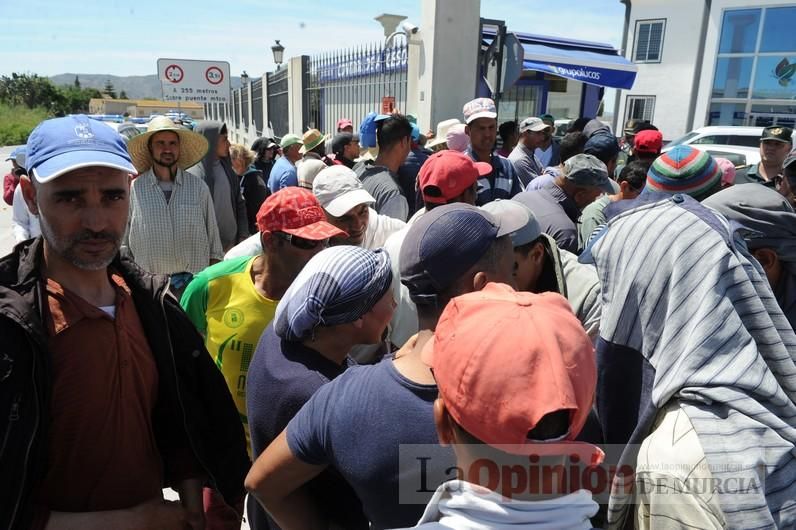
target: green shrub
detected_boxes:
[0,103,49,146]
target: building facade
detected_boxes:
[616,0,796,140]
[89,98,204,119]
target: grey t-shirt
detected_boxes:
[355,165,409,222]
[508,143,544,187]
[211,160,237,249]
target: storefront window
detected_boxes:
[718,9,760,54]
[760,7,796,53]
[708,103,746,126]
[712,57,753,98]
[752,56,796,100]
[750,104,796,128]
[710,6,796,127]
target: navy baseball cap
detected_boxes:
[583,133,620,163]
[400,203,524,304]
[26,115,136,183]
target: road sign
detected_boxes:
[157,58,231,104]
[484,33,525,96]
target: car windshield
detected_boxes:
[666,131,699,147]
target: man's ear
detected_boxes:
[472,271,488,292]
[261,232,275,252]
[752,248,778,273]
[434,398,456,447]
[20,176,38,215]
[530,241,546,268]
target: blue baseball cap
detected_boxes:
[411,123,421,142]
[359,112,391,148]
[26,115,136,183]
[583,133,620,163]
[400,203,524,305]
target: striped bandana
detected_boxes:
[274,246,393,341]
[646,145,721,200]
[591,195,796,528]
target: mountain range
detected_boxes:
[49,73,242,100]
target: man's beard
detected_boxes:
[153,155,178,169]
[38,211,122,271]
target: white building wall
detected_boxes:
[617,0,707,140]
[693,0,796,130]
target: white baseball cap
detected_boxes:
[312,165,376,217]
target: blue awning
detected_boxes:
[483,30,638,90]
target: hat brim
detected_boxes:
[281,220,347,240]
[426,136,448,148]
[521,124,552,133]
[31,150,136,183]
[281,139,302,150]
[465,111,497,125]
[324,189,376,217]
[761,137,791,144]
[474,161,492,177]
[127,127,209,174]
[299,135,328,155]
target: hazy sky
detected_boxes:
[1,0,626,77]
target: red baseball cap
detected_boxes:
[633,130,663,155]
[418,150,491,205]
[422,283,597,453]
[255,187,347,240]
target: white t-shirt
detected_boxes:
[400,480,598,529]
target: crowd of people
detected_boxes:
[2,96,796,530]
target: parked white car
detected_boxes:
[689,144,760,168]
[663,126,763,152]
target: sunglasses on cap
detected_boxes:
[272,231,329,250]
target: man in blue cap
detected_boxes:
[245,245,394,530]
[3,145,26,205]
[354,113,413,221]
[0,115,249,530]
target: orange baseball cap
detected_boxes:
[422,282,597,452]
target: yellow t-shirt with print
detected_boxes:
[180,255,277,454]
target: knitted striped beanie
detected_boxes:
[646,145,721,200]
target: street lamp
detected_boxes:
[271,40,285,66]
[240,70,249,85]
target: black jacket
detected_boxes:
[0,238,250,530]
[240,165,269,235]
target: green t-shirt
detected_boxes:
[181,256,278,452]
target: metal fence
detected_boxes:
[241,83,250,132]
[231,92,239,130]
[251,79,264,135]
[268,67,289,138]
[305,41,408,135]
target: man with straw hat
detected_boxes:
[296,128,329,189]
[125,116,222,289]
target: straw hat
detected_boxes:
[299,129,328,155]
[427,119,462,149]
[127,116,209,173]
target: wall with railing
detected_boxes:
[205,40,408,148]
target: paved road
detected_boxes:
[0,145,20,258]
